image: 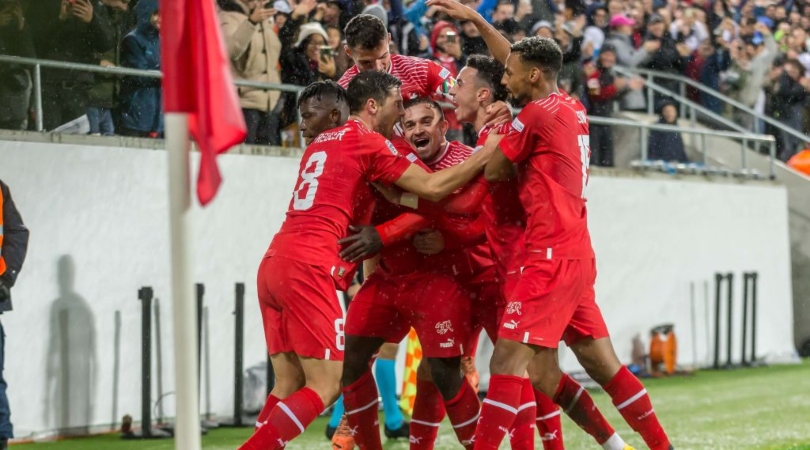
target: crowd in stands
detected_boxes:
[2,0,810,164]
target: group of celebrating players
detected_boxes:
[238,1,675,449]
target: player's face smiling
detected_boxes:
[299,97,337,139]
[347,39,391,73]
[375,88,404,136]
[402,104,446,161]
[503,52,532,107]
[450,67,480,124]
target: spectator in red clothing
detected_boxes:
[585,43,644,166]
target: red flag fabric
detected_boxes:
[160,0,247,206]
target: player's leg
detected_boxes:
[462,327,481,392]
[376,342,408,437]
[568,258,671,450]
[256,352,305,427]
[409,274,480,449]
[409,359,446,450]
[571,336,672,450]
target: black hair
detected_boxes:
[297,80,348,109]
[346,71,402,114]
[403,97,445,121]
[510,36,563,76]
[466,55,508,102]
[344,14,388,50]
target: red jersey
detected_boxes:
[338,54,455,101]
[498,93,594,262]
[423,141,495,282]
[267,120,412,288]
[476,126,527,280]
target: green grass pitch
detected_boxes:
[13,362,810,450]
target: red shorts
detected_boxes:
[499,258,610,348]
[345,271,471,358]
[469,281,504,344]
[257,256,344,361]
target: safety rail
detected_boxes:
[618,65,809,152]
[0,54,777,177]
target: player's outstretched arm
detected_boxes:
[482,133,515,181]
[394,144,495,202]
[426,0,511,64]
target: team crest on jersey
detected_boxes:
[435,320,454,335]
[511,117,524,132]
[506,302,522,315]
[385,140,400,156]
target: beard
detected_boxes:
[508,92,530,108]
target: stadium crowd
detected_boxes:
[1,0,810,161]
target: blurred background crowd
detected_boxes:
[2,0,810,164]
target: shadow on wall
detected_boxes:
[44,255,98,436]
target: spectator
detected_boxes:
[768,58,807,160]
[325,25,350,78]
[430,20,464,140]
[585,43,644,166]
[86,0,131,136]
[219,0,283,145]
[0,178,30,450]
[641,13,690,109]
[604,13,653,110]
[689,34,730,115]
[736,23,777,132]
[0,0,35,131]
[648,101,688,162]
[38,0,116,130]
[582,3,608,58]
[531,20,554,38]
[557,21,585,99]
[514,0,535,31]
[670,7,709,52]
[118,0,162,137]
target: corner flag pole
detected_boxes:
[166,112,202,450]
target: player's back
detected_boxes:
[338,54,454,101]
[500,93,594,261]
[268,120,412,272]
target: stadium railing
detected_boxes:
[0,54,777,177]
[618,65,810,151]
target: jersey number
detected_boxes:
[334,318,345,351]
[293,151,327,210]
[578,135,590,198]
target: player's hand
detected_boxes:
[413,230,445,255]
[425,0,479,23]
[483,101,512,128]
[339,225,383,263]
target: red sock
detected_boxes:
[342,370,382,450]
[509,378,536,450]
[444,378,481,450]
[239,387,324,450]
[410,378,446,450]
[603,366,671,450]
[553,373,615,445]
[472,374,523,450]
[534,387,564,450]
[255,394,281,429]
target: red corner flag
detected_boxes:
[160,0,247,206]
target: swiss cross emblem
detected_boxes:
[435,320,454,335]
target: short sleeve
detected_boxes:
[499,104,544,164]
[365,136,414,186]
[426,60,456,100]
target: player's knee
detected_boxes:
[489,341,532,376]
[528,365,560,397]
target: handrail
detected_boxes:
[612,65,751,135]
[620,65,809,146]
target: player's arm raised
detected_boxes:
[393,144,495,202]
[426,0,511,65]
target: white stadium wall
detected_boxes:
[0,139,796,437]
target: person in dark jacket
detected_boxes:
[641,13,691,110]
[0,0,35,130]
[118,0,162,137]
[647,101,688,162]
[33,0,116,130]
[768,58,807,161]
[0,179,30,450]
[585,43,644,166]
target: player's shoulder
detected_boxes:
[337,67,357,88]
[391,136,423,164]
[391,54,429,70]
[448,140,474,159]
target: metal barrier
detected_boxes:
[0,54,303,134]
[618,65,809,153]
[0,54,777,176]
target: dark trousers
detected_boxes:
[86,108,115,135]
[42,84,88,131]
[590,123,614,167]
[0,320,12,440]
[243,108,281,146]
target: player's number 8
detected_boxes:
[334,318,345,351]
[293,151,327,210]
